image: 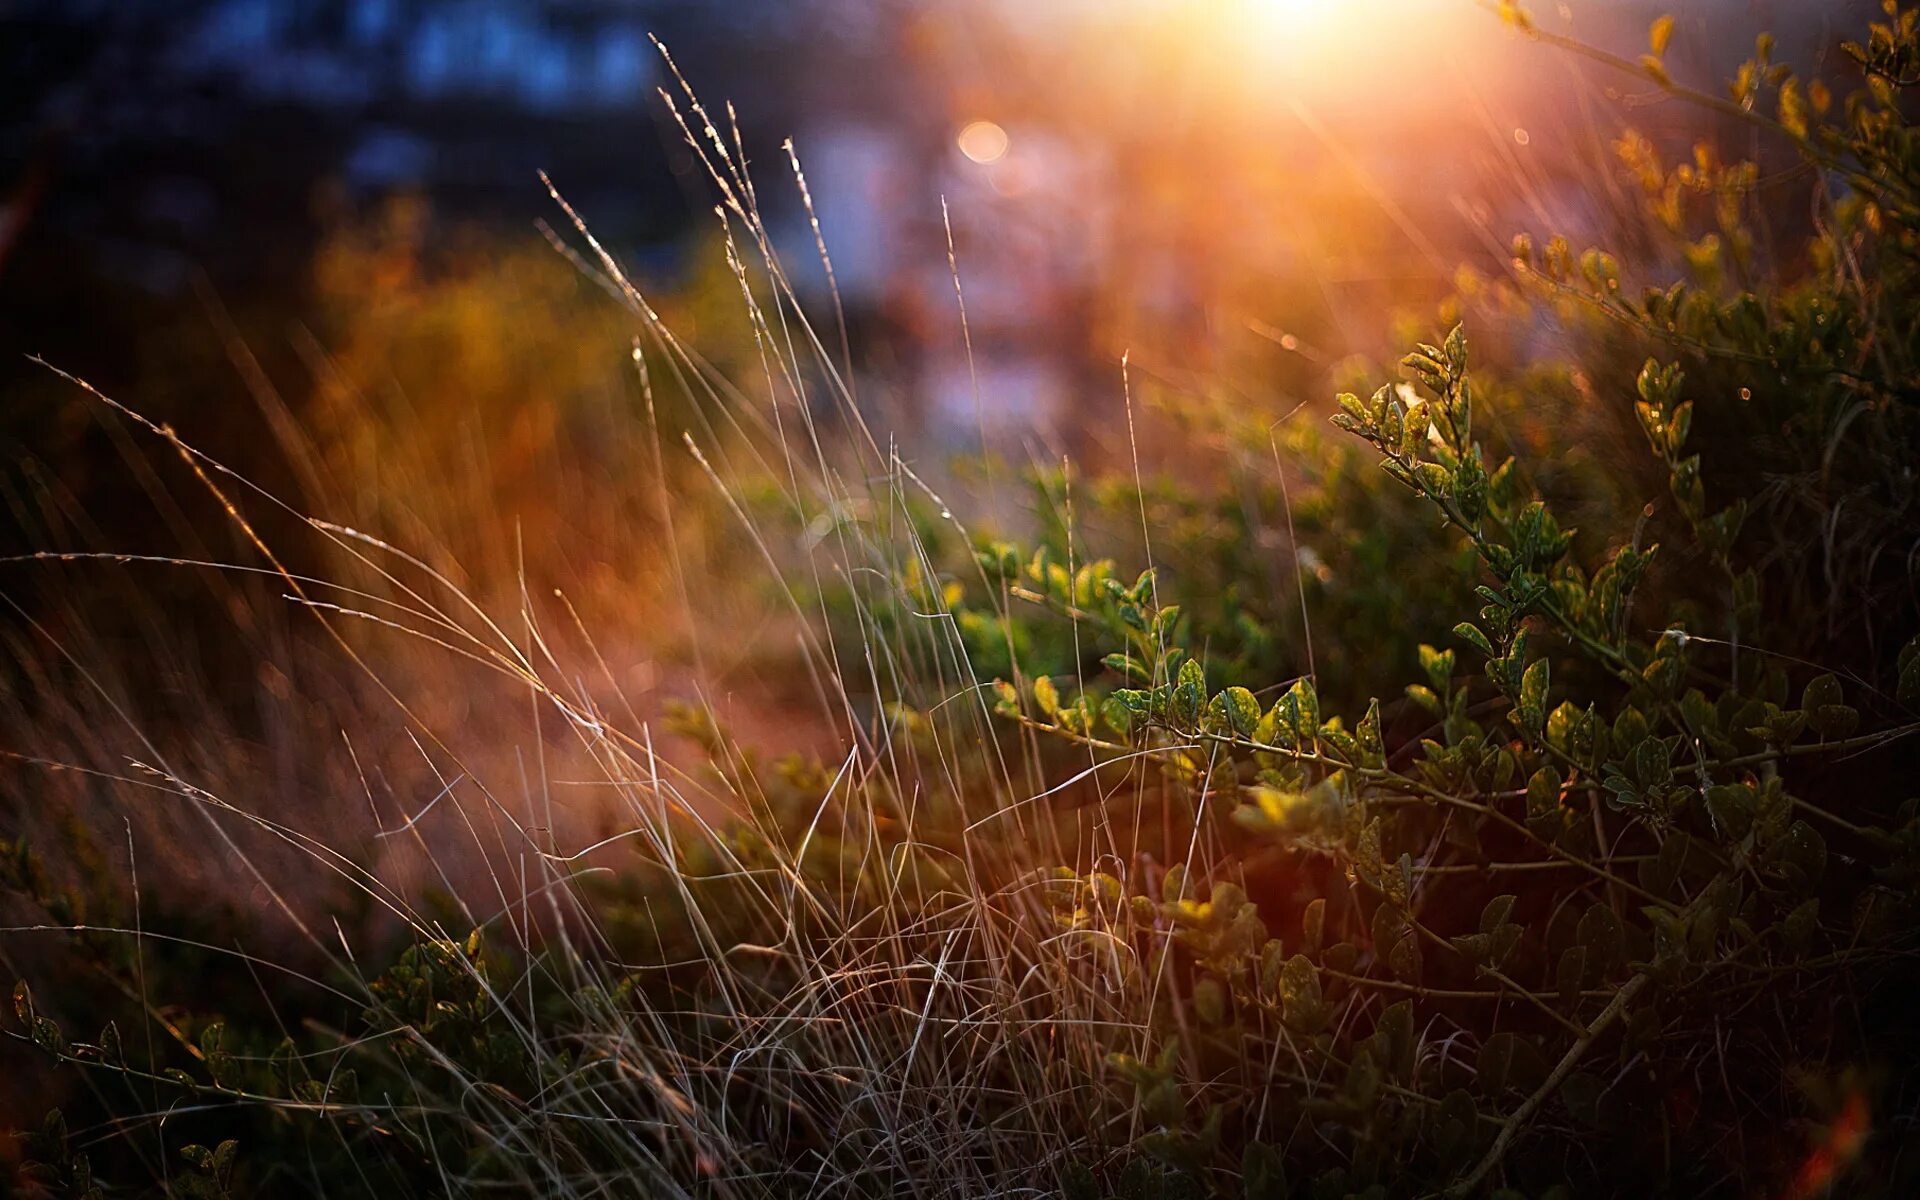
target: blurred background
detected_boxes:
[0,0,1873,916]
[2,1,1870,456]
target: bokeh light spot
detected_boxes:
[957,120,1009,164]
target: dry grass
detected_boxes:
[0,50,1201,1199]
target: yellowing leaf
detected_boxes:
[1032,674,1060,718]
[1650,15,1675,56]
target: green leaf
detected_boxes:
[1800,674,1858,738]
[1279,954,1327,1034]
[1486,922,1521,969]
[31,1014,66,1058]
[1062,1164,1099,1200]
[1388,930,1423,984]
[1480,894,1517,935]
[1642,650,1685,696]
[1162,863,1188,904]
[1478,1032,1548,1096]
[1577,903,1624,968]
[1355,699,1385,768]
[1417,462,1455,496]
[1450,932,1492,965]
[1103,652,1149,682]
[1768,820,1828,887]
[1192,977,1227,1026]
[1518,658,1550,730]
[1377,1000,1416,1078]
[1143,1077,1184,1127]
[1354,817,1385,887]
[1243,942,1279,1001]
[1680,688,1717,739]
[1384,852,1415,909]
[1371,903,1407,958]
[1545,702,1588,758]
[1243,1143,1288,1200]
[1344,1045,1383,1107]
[1302,897,1326,957]
[1285,678,1320,735]
[1220,686,1261,736]
[1210,881,1247,921]
[1801,672,1843,711]
[1809,704,1859,740]
[1705,782,1757,839]
[1152,605,1182,641]
[1453,622,1495,659]
[1526,766,1561,818]
[1638,832,1690,894]
[1781,898,1819,957]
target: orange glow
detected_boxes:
[1170,0,1488,104]
[1787,1091,1871,1200]
[905,0,1547,374]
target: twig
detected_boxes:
[1446,973,1650,1197]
